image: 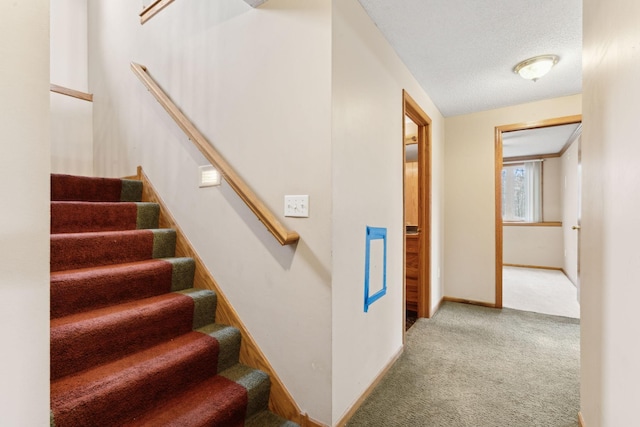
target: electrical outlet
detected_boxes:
[284,195,309,217]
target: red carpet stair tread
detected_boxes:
[50,173,297,427]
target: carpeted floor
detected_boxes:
[503,267,580,319]
[347,302,580,427]
[406,310,418,331]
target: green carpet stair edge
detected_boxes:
[246,410,301,427]
[163,257,196,292]
[150,228,177,259]
[198,323,242,374]
[120,179,143,202]
[135,202,160,229]
[176,288,217,329]
[220,364,271,420]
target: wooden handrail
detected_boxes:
[50,84,93,102]
[139,0,175,24]
[130,63,300,245]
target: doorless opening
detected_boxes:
[403,91,432,325]
[495,115,582,308]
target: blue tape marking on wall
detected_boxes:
[364,226,387,312]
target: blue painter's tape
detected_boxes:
[364,226,387,312]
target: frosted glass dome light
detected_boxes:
[514,55,559,81]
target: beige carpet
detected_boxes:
[346,302,580,426]
[503,267,580,319]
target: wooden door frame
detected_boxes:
[403,90,432,319]
[494,114,582,307]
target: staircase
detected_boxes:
[49,173,298,427]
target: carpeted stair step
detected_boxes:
[50,228,176,272]
[51,173,143,202]
[50,257,195,319]
[51,331,224,426]
[123,364,272,427]
[49,173,297,427]
[51,288,217,381]
[125,364,276,427]
[51,201,159,233]
[120,375,249,427]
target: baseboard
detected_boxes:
[135,166,305,424]
[560,268,579,287]
[503,263,563,271]
[336,347,404,427]
[578,411,586,427]
[443,296,496,308]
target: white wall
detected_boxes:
[503,226,563,268]
[581,0,640,424]
[0,1,51,425]
[51,0,94,176]
[51,0,88,90]
[51,93,94,175]
[444,95,581,303]
[331,0,445,423]
[88,0,333,422]
[561,138,580,286]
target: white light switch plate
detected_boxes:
[284,195,309,217]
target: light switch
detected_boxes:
[284,195,309,217]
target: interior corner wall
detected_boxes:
[331,0,445,423]
[51,0,94,175]
[444,94,581,303]
[87,0,332,422]
[582,0,640,424]
[543,157,562,221]
[0,1,51,424]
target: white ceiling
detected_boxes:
[357,0,582,117]
[502,123,581,158]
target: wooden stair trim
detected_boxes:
[134,166,306,424]
[130,62,299,246]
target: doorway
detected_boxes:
[495,115,582,311]
[403,91,431,325]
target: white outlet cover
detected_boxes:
[199,165,221,187]
[284,195,309,217]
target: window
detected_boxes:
[502,161,542,222]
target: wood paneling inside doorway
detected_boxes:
[402,90,432,326]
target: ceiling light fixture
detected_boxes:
[513,55,559,82]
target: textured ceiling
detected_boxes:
[357,0,582,117]
[503,123,581,158]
